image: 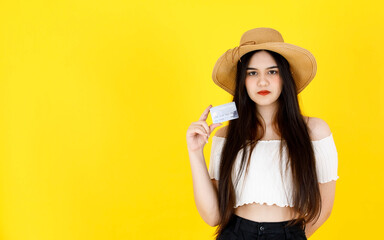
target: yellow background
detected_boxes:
[0,0,383,239]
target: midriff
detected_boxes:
[234,202,300,222]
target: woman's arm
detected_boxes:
[186,105,222,227]
[305,117,337,237]
[188,149,220,227]
[305,180,336,238]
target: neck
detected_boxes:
[256,102,278,126]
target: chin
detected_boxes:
[255,99,279,106]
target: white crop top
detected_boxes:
[208,134,339,208]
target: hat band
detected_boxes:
[227,40,257,63]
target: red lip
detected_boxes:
[257,90,270,95]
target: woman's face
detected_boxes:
[245,50,283,108]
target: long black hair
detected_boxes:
[213,49,321,239]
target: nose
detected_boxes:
[257,74,269,87]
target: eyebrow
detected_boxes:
[246,66,278,70]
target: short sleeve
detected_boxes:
[312,133,340,183]
[208,136,225,180]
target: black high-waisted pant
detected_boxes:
[217,214,307,240]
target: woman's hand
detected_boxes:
[186,105,222,153]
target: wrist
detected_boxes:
[188,149,205,160]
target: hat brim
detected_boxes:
[212,42,317,95]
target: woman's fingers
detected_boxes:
[190,126,209,144]
[194,127,208,138]
[194,125,208,137]
[197,105,213,136]
[199,105,212,122]
[197,121,210,137]
[190,105,221,143]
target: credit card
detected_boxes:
[210,102,239,123]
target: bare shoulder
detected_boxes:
[214,125,228,138]
[304,116,332,141]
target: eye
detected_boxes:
[247,71,257,76]
[269,70,278,75]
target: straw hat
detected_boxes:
[212,28,317,95]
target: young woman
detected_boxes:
[186,28,339,240]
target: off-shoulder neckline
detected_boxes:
[213,133,333,143]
